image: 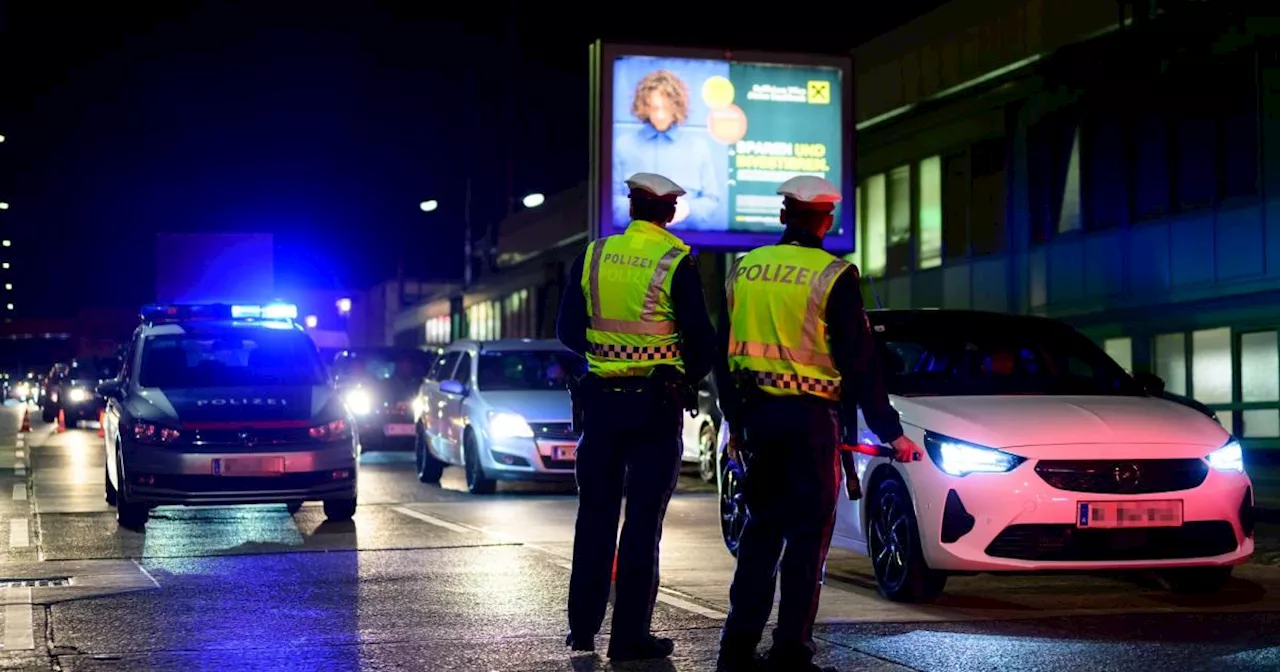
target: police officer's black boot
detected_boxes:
[606,634,674,661]
[565,632,594,652]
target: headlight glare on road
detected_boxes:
[1206,440,1245,473]
[68,388,89,403]
[345,389,373,415]
[925,432,1025,477]
[488,411,533,439]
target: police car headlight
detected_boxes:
[345,389,373,416]
[1206,440,1245,473]
[924,432,1025,477]
[133,421,181,446]
[68,388,89,403]
[488,411,533,439]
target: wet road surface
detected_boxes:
[0,402,1279,670]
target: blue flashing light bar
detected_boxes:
[141,303,299,324]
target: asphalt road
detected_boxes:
[1,402,1279,671]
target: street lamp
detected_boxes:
[0,203,8,210]
[304,315,318,329]
[3,284,10,291]
[336,297,352,315]
[522,193,545,208]
[1,240,9,247]
[419,200,438,213]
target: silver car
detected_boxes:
[413,339,586,494]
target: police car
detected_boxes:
[99,303,358,529]
[718,309,1254,601]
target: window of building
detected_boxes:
[1082,111,1128,231]
[1241,330,1280,438]
[969,137,1006,255]
[1153,333,1187,396]
[886,165,911,274]
[861,173,887,277]
[917,156,943,270]
[1219,51,1259,201]
[1103,337,1132,373]
[1173,72,1218,211]
[1058,125,1083,234]
[1191,327,1232,405]
[941,152,969,259]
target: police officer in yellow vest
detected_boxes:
[556,172,718,661]
[714,176,922,672]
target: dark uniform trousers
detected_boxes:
[567,380,684,643]
[720,395,841,664]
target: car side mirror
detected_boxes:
[1133,371,1165,396]
[439,379,468,396]
[97,379,123,399]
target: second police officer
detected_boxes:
[714,175,923,672]
[556,172,718,661]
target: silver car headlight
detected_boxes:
[488,411,533,439]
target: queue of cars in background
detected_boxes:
[331,347,434,450]
[716,309,1254,603]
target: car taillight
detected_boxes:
[309,418,351,441]
[134,421,181,445]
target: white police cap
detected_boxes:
[626,172,686,201]
[777,175,841,209]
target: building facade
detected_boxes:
[851,0,1280,448]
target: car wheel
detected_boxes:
[323,497,357,521]
[115,451,149,531]
[1157,566,1233,594]
[719,452,747,557]
[42,406,57,423]
[698,423,717,483]
[415,427,445,484]
[286,501,304,515]
[867,475,946,603]
[463,434,496,495]
[104,461,117,506]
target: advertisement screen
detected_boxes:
[593,45,852,252]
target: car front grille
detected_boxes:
[1034,459,1208,494]
[531,422,579,442]
[985,522,1237,561]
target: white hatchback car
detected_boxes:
[717,309,1254,602]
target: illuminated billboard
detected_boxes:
[589,42,854,252]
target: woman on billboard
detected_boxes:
[612,70,724,231]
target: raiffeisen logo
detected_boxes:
[195,398,289,407]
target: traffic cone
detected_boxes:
[19,409,30,434]
[97,410,105,438]
[56,409,66,434]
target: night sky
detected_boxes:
[0,1,944,318]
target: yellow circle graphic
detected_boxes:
[702,76,735,109]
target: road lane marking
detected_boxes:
[132,560,161,588]
[13,451,22,459]
[391,506,474,534]
[391,507,728,621]
[2,586,34,650]
[13,463,24,476]
[8,519,27,549]
[11,485,24,501]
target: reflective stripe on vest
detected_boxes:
[580,221,689,377]
[726,245,851,400]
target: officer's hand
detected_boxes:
[889,435,923,463]
[727,431,744,464]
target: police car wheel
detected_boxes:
[42,406,57,423]
[323,497,357,521]
[463,434,496,495]
[867,475,945,603]
[114,452,149,530]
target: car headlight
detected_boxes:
[68,388,89,403]
[411,397,424,421]
[345,389,373,416]
[924,432,1025,477]
[1206,440,1244,473]
[488,411,533,439]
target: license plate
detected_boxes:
[1077,500,1183,528]
[213,457,285,476]
[383,423,415,437]
[552,445,575,461]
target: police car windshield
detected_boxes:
[138,329,327,389]
[876,316,1145,397]
[476,351,584,391]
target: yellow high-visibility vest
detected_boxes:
[580,220,690,378]
[726,243,853,401]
